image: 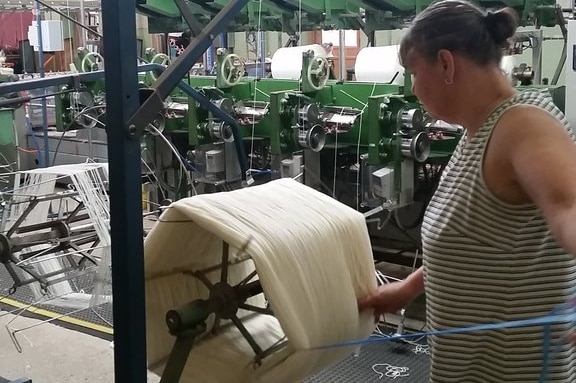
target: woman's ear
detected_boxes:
[437,49,455,85]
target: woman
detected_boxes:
[358,1,576,381]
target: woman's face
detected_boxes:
[405,49,456,122]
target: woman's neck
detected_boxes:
[456,68,517,137]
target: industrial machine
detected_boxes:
[20,0,565,264]
[0,0,572,381]
[176,46,456,212]
[0,0,567,290]
[38,43,455,215]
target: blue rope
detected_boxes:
[310,304,576,381]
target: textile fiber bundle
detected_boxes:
[145,178,377,382]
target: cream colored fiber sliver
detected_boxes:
[145,178,377,383]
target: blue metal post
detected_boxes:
[0,64,158,94]
[34,3,49,168]
[206,45,214,74]
[101,0,147,381]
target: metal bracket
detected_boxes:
[285,34,300,47]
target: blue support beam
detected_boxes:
[34,2,50,168]
[0,64,158,94]
[98,0,251,380]
[101,0,147,382]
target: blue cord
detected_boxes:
[178,154,201,174]
[311,304,576,382]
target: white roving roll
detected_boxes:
[271,44,328,80]
[145,178,377,383]
[354,45,405,85]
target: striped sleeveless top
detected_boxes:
[421,89,576,383]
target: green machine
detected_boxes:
[46,0,566,211]
[0,73,35,177]
[163,46,460,211]
[128,0,564,207]
[53,48,107,133]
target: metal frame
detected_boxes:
[173,0,203,37]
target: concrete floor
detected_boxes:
[0,313,160,383]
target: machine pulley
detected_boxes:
[297,124,326,152]
[217,50,246,88]
[81,51,105,72]
[305,54,330,91]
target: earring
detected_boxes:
[444,78,453,85]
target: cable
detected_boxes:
[147,124,197,196]
[51,105,106,166]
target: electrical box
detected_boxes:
[371,166,394,202]
[205,150,225,174]
[281,155,303,181]
[28,20,65,52]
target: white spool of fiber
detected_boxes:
[145,178,377,383]
[354,45,405,85]
[271,44,328,80]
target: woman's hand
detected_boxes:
[358,267,425,319]
[357,281,415,318]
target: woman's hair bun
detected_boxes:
[484,8,519,46]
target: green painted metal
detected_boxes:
[0,108,18,187]
[0,108,15,147]
[183,71,459,165]
[138,0,180,17]
[138,0,559,33]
